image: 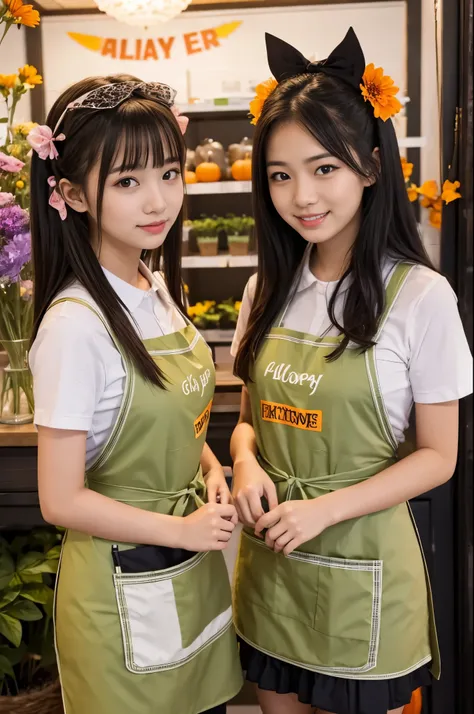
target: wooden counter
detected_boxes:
[0,367,242,448]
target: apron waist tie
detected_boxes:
[87,470,206,517]
[260,458,395,501]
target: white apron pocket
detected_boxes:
[113,551,233,674]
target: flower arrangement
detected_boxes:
[401,157,461,228]
[1,3,41,424]
[187,298,242,330]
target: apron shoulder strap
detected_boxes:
[375,262,415,340]
[48,296,130,366]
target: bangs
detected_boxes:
[96,98,184,178]
[111,99,183,171]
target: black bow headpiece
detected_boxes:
[265,27,365,90]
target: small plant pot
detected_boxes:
[228,236,250,256]
[197,238,219,256]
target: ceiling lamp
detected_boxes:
[94,1,192,27]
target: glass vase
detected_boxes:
[0,338,34,425]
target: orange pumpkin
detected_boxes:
[402,688,423,714]
[185,170,197,184]
[231,154,252,181]
[195,158,221,183]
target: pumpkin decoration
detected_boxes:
[402,688,422,714]
[228,136,253,165]
[185,149,196,171]
[185,170,197,184]
[195,153,222,183]
[194,138,226,172]
[231,153,252,181]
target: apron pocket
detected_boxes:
[239,531,383,673]
[113,550,232,674]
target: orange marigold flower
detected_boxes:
[249,78,278,125]
[0,73,17,89]
[406,183,419,202]
[441,179,461,204]
[360,63,403,121]
[4,1,40,28]
[429,208,442,229]
[418,180,439,201]
[400,157,413,181]
[18,64,42,86]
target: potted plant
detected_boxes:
[0,527,64,713]
[187,298,241,331]
[192,218,219,257]
[225,215,254,256]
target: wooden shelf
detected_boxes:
[182,254,257,268]
[186,181,251,195]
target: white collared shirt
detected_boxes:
[29,261,186,465]
[231,255,473,444]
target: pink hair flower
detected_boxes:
[27,125,65,161]
[170,105,189,135]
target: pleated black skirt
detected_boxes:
[240,639,433,714]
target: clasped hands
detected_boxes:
[231,456,332,556]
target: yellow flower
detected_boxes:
[249,78,278,125]
[360,64,403,121]
[183,283,190,295]
[0,73,18,90]
[400,157,413,181]
[441,179,461,204]
[406,183,419,202]
[15,180,25,189]
[3,1,40,28]
[18,64,42,87]
[20,285,27,297]
[12,121,37,136]
[234,301,242,312]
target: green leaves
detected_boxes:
[0,527,63,692]
[0,613,22,647]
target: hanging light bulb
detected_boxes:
[94,1,192,27]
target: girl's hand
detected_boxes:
[180,503,238,551]
[232,456,279,528]
[254,498,332,556]
[205,467,233,506]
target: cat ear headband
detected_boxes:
[250,28,402,125]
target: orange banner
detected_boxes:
[68,21,242,60]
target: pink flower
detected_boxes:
[170,105,189,135]
[0,192,15,206]
[0,151,25,173]
[27,124,65,161]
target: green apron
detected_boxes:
[234,263,440,680]
[51,298,242,714]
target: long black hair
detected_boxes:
[234,72,435,383]
[30,73,186,389]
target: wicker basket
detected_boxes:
[0,679,63,714]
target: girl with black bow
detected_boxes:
[230,28,472,714]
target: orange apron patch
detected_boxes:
[260,400,322,432]
[194,400,213,438]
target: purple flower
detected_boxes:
[0,204,29,240]
[0,232,31,282]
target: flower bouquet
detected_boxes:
[0,194,33,423]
